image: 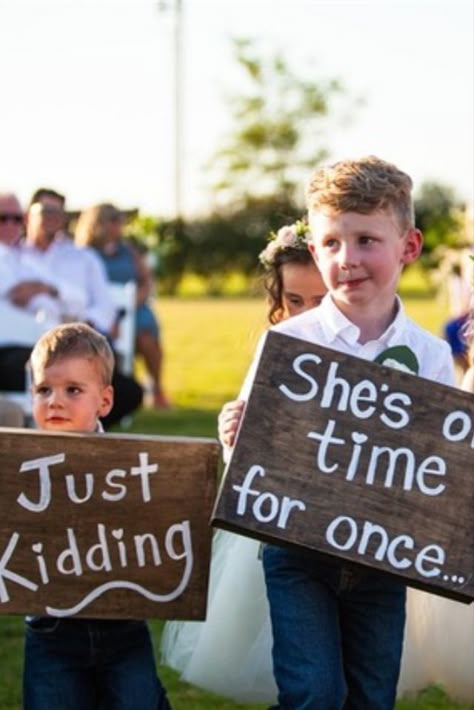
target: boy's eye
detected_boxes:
[67,385,82,395]
[359,235,375,245]
[35,386,50,396]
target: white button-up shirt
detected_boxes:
[19,236,116,334]
[239,294,456,402]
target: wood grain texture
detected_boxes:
[213,331,473,603]
[0,429,219,619]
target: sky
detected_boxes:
[1,0,473,217]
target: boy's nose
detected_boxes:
[48,391,64,407]
[338,243,359,268]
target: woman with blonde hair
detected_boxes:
[75,203,170,408]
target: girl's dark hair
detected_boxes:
[264,248,314,325]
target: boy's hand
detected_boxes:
[218,399,245,448]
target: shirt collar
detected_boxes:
[318,294,407,346]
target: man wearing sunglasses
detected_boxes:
[0,191,83,326]
[0,193,33,425]
[0,192,24,246]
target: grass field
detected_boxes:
[1,294,472,710]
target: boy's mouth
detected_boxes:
[338,275,368,288]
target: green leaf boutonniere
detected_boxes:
[374,346,419,375]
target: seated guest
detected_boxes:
[0,192,85,327]
[75,203,170,408]
[0,191,58,393]
[22,189,116,331]
[0,188,143,428]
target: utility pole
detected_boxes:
[157,0,183,218]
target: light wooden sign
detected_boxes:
[212,331,474,603]
[0,428,219,619]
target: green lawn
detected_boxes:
[1,294,472,710]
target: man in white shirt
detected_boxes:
[0,192,60,393]
[0,191,90,330]
[21,189,116,333]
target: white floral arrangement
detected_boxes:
[258,219,311,268]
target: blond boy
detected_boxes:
[219,156,455,709]
[24,323,170,710]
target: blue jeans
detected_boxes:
[263,545,406,710]
[23,618,171,710]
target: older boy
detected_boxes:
[219,156,455,709]
[24,322,170,709]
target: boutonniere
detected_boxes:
[374,345,419,375]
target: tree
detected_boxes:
[414,181,466,258]
[207,37,351,210]
[130,38,357,293]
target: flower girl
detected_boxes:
[161,220,326,703]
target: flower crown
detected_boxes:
[259,219,311,268]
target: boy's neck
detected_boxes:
[333,297,399,344]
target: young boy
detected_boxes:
[24,322,171,710]
[219,156,456,709]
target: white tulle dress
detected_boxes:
[161,529,474,704]
[161,529,277,703]
[398,589,474,701]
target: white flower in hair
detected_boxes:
[259,219,311,268]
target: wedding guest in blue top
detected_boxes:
[75,203,170,408]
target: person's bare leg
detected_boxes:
[135,330,170,408]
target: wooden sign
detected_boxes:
[212,331,474,603]
[0,428,219,619]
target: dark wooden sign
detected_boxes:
[0,428,219,619]
[212,331,474,603]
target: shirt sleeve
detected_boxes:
[431,342,457,388]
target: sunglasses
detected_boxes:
[0,214,23,224]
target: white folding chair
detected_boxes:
[108,281,137,375]
[0,301,47,417]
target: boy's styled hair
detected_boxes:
[306,155,415,231]
[30,322,115,385]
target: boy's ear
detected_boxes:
[98,385,114,418]
[308,241,318,262]
[401,228,423,265]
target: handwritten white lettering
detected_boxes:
[278,355,412,430]
[307,419,446,495]
[233,465,306,529]
[16,452,160,513]
[325,515,446,578]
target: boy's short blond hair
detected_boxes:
[30,322,115,385]
[306,155,415,231]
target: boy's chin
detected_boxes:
[43,420,94,433]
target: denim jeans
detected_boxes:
[263,545,406,710]
[23,618,171,710]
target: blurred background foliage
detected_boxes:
[124,37,470,297]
